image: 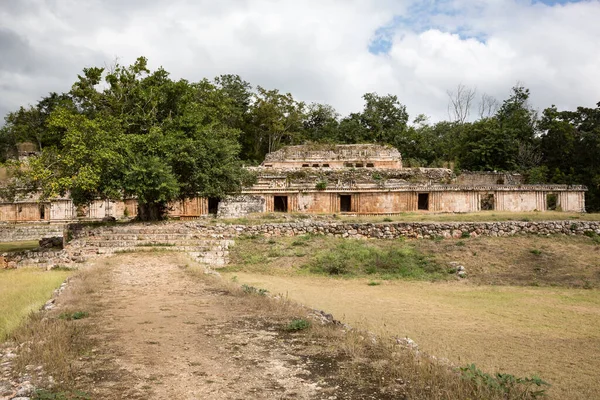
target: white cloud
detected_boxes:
[1,0,599,124]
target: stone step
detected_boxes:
[82,227,202,235]
[74,239,229,248]
[94,245,230,254]
[82,233,213,240]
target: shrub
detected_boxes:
[461,231,471,238]
[529,249,542,256]
[315,181,327,190]
[305,240,444,279]
[241,284,268,296]
[285,318,311,331]
[383,217,393,222]
[58,311,89,321]
[460,364,549,399]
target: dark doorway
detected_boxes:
[480,194,495,211]
[274,196,288,212]
[39,205,46,220]
[208,198,220,214]
[418,193,429,210]
[340,195,351,212]
[546,193,558,211]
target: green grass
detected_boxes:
[0,240,40,253]
[225,235,447,281]
[284,318,311,331]
[303,239,445,279]
[0,268,72,340]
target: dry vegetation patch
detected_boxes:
[0,268,71,340]
[3,252,552,399]
[414,235,600,288]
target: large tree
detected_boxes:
[3,57,250,220]
[539,103,600,211]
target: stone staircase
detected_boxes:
[66,225,233,266]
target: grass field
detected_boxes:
[0,240,40,253]
[214,210,600,225]
[0,268,71,340]
[222,233,600,399]
[224,274,600,400]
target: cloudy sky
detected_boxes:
[1,0,599,123]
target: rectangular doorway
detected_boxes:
[208,198,220,214]
[340,195,351,212]
[546,193,558,211]
[418,193,429,210]
[480,194,495,211]
[274,196,288,212]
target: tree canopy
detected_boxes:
[1,57,599,213]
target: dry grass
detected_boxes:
[10,261,112,390]
[223,272,600,400]
[0,268,71,340]
[190,265,547,399]
[0,240,40,253]
[415,235,600,288]
[220,231,600,399]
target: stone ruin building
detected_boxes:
[0,144,587,222]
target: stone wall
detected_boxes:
[217,195,266,218]
[68,220,600,241]
[456,172,524,185]
[0,223,65,242]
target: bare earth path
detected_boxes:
[75,254,340,400]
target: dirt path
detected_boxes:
[74,254,336,400]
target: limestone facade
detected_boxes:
[0,144,587,221]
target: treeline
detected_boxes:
[1,57,599,214]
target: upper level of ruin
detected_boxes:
[261,144,402,169]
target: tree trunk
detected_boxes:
[137,202,167,221]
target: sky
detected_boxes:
[1,0,599,123]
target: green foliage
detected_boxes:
[241,284,268,296]
[529,249,542,256]
[460,364,549,399]
[58,311,89,320]
[285,318,311,331]
[33,389,91,400]
[2,57,248,220]
[367,281,381,286]
[304,240,444,279]
[315,180,327,190]
[461,231,471,238]
[2,59,599,212]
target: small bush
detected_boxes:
[460,364,549,399]
[315,181,327,190]
[367,281,381,286]
[291,235,312,247]
[529,249,542,256]
[383,217,393,222]
[285,318,311,331]
[456,241,466,247]
[461,231,471,239]
[58,311,89,321]
[241,284,268,296]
